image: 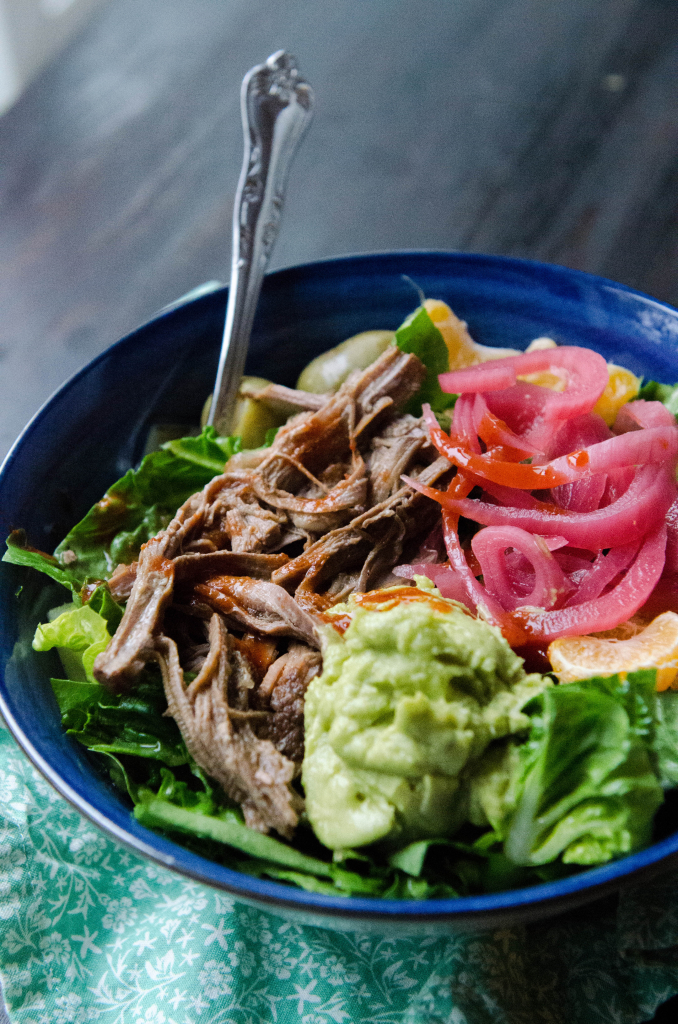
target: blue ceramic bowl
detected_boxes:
[3,252,678,934]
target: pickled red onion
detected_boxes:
[403,465,675,550]
[513,523,667,642]
[440,509,526,645]
[451,394,481,453]
[563,541,640,606]
[424,407,678,490]
[551,474,607,514]
[478,479,551,510]
[665,498,678,574]
[440,346,609,422]
[544,412,612,459]
[614,399,677,432]
[548,426,678,478]
[471,394,541,457]
[471,526,574,611]
[402,346,678,647]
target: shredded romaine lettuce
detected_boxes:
[637,379,678,419]
[34,602,112,683]
[503,671,663,867]
[51,427,240,583]
[3,530,83,595]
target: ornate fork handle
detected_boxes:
[208,51,314,431]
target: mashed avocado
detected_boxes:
[302,582,549,850]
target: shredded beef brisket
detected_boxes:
[257,643,323,763]
[154,615,301,837]
[93,346,452,835]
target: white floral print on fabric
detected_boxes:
[198,959,233,999]
[2,724,678,1024]
[101,897,138,934]
[0,839,25,923]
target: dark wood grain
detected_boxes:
[0,0,677,457]
[0,0,675,456]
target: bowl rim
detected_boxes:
[3,248,678,925]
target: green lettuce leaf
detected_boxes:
[637,380,678,419]
[63,708,188,765]
[50,677,108,715]
[222,856,446,898]
[388,839,435,876]
[3,530,82,595]
[385,835,544,894]
[131,770,414,895]
[652,690,678,788]
[86,584,125,633]
[503,671,664,867]
[103,754,464,898]
[395,306,457,415]
[230,850,459,898]
[134,798,333,876]
[241,866,341,896]
[161,430,241,475]
[55,669,189,767]
[51,427,240,583]
[34,603,112,683]
[93,750,144,802]
[35,603,110,651]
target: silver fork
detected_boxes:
[207,51,314,432]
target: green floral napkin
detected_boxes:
[2,719,678,1024]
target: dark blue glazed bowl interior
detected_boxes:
[3,251,678,933]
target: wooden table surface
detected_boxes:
[0,1,677,1020]
[0,0,677,460]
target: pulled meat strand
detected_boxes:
[95,347,429,691]
[109,550,290,600]
[95,538,175,687]
[194,576,320,648]
[272,455,452,613]
[154,614,302,838]
[257,643,323,764]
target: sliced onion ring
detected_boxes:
[471,526,574,611]
[512,522,667,643]
[440,345,609,423]
[403,464,675,550]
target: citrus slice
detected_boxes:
[593,363,640,426]
[424,299,521,370]
[517,354,640,417]
[547,611,678,691]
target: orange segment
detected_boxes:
[424,299,521,370]
[424,299,482,370]
[517,338,565,391]
[547,611,678,691]
[593,363,640,426]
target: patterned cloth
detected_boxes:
[2,719,678,1024]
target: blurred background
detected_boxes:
[0,0,676,462]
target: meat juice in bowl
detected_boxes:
[3,252,678,931]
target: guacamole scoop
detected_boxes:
[302,584,548,850]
